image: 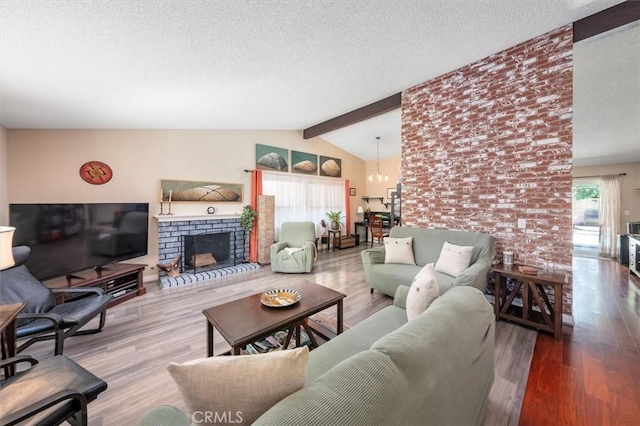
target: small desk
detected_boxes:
[492,265,568,340]
[354,221,368,243]
[1,302,26,376]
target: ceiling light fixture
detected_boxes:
[369,136,388,182]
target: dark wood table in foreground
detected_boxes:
[203,281,346,356]
[1,302,26,377]
[492,264,569,340]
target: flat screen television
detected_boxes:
[9,203,149,281]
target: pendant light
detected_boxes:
[369,136,388,182]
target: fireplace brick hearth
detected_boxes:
[156,214,259,288]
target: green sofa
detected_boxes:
[141,285,495,426]
[362,226,496,297]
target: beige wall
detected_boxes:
[360,156,401,215]
[7,129,365,279]
[573,162,640,230]
[0,126,7,225]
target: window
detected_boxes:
[262,172,345,239]
[572,177,600,255]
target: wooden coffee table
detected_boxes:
[203,281,346,356]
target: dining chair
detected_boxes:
[369,215,385,247]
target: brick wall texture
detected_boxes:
[401,25,573,315]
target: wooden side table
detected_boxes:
[326,229,341,251]
[1,302,26,377]
[492,265,569,340]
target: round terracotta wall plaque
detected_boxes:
[79,161,113,185]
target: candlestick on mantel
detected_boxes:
[169,190,172,203]
[160,188,163,202]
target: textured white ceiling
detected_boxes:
[1,0,624,136]
[573,23,640,167]
[324,23,640,163]
[320,109,402,161]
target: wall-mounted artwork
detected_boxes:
[161,180,243,202]
[319,156,342,178]
[79,161,113,185]
[255,144,289,172]
[291,151,318,175]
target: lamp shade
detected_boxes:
[356,206,364,214]
[0,226,16,270]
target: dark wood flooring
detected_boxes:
[520,257,640,425]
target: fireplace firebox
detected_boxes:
[183,233,232,273]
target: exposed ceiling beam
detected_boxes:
[573,0,640,42]
[305,2,638,140]
[303,92,401,139]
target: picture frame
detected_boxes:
[387,188,396,199]
[350,188,356,196]
[161,179,243,203]
[291,150,318,175]
[255,144,289,172]
[319,155,342,178]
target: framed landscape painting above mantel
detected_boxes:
[161,179,243,202]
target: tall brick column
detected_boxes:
[402,25,573,315]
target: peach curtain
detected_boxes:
[344,180,351,235]
[249,170,263,263]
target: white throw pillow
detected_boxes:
[384,236,416,265]
[434,241,474,277]
[406,263,440,321]
[168,346,308,425]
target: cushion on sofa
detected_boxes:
[387,227,491,267]
[168,347,308,425]
[384,237,416,265]
[434,241,474,277]
[406,263,439,320]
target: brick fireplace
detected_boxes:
[156,214,259,288]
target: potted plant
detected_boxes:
[325,211,343,231]
[239,205,258,261]
[319,219,328,235]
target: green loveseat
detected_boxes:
[362,226,496,297]
[141,285,495,426]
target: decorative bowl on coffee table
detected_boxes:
[261,289,302,308]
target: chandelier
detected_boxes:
[369,136,388,182]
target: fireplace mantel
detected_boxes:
[154,214,239,223]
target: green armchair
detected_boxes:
[270,222,316,273]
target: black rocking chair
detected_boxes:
[0,246,113,355]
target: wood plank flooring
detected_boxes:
[520,257,640,426]
[20,245,535,425]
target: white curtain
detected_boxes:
[262,171,345,239]
[598,175,621,258]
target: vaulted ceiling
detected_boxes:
[1,0,633,165]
